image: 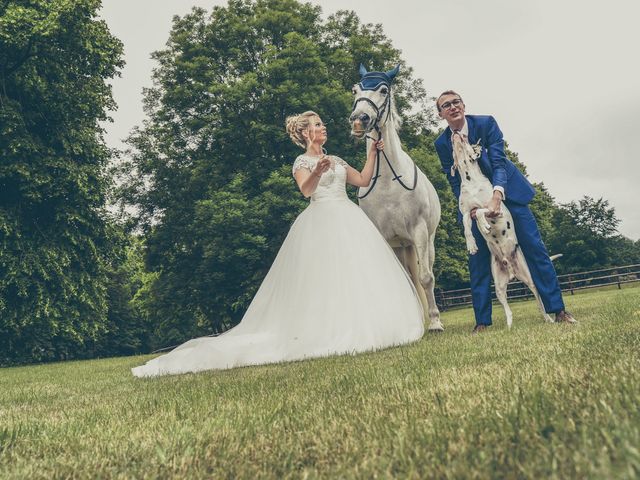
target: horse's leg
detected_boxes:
[393,246,408,271]
[425,231,444,331]
[412,226,443,332]
[390,244,431,328]
[403,245,430,326]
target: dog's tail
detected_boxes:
[549,253,563,261]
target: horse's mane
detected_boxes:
[389,95,402,132]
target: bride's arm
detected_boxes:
[345,140,383,187]
[294,156,331,198]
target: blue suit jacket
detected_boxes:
[434,115,535,213]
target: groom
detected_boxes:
[433,90,576,333]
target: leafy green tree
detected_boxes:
[116,0,433,344]
[0,0,123,364]
[91,232,154,357]
[548,196,624,272]
[564,196,620,239]
[606,235,640,267]
[527,181,560,250]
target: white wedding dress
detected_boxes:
[132,155,424,377]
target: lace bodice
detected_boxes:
[292,154,350,202]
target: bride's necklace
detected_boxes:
[304,146,327,157]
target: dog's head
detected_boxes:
[451,132,482,180]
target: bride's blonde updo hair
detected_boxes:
[285,111,318,149]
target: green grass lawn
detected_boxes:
[1,285,639,479]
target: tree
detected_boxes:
[563,196,620,239]
[606,235,640,267]
[527,181,560,249]
[548,196,623,272]
[115,0,433,346]
[91,232,154,357]
[0,0,123,364]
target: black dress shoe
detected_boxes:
[555,310,577,324]
[472,324,490,334]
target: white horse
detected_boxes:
[349,65,443,331]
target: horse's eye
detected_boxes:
[380,87,388,95]
[352,86,358,94]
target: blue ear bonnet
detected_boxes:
[357,64,400,90]
[358,73,391,90]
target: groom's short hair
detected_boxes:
[436,90,463,111]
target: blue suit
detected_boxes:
[435,115,564,325]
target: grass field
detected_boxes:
[1,285,639,479]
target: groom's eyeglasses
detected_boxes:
[439,99,463,111]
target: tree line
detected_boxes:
[2,0,638,365]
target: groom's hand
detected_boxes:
[486,191,502,218]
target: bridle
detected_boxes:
[351,77,392,130]
[351,79,418,199]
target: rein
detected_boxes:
[352,86,418,199]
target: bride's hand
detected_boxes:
[368,140,384,156]
[313,156,331,177]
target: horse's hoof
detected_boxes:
[427,323,445,333]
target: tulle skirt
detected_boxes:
[132,197,424,377]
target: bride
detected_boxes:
[132,111,424,377]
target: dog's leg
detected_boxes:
[476,208,492,234]
[514,249,554,323]
[491,257,513,328]
[462,211,478,255]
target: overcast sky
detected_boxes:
[99,0,640,240]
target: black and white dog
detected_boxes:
[451,132,553,327]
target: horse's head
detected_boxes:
[349,64,400,138]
